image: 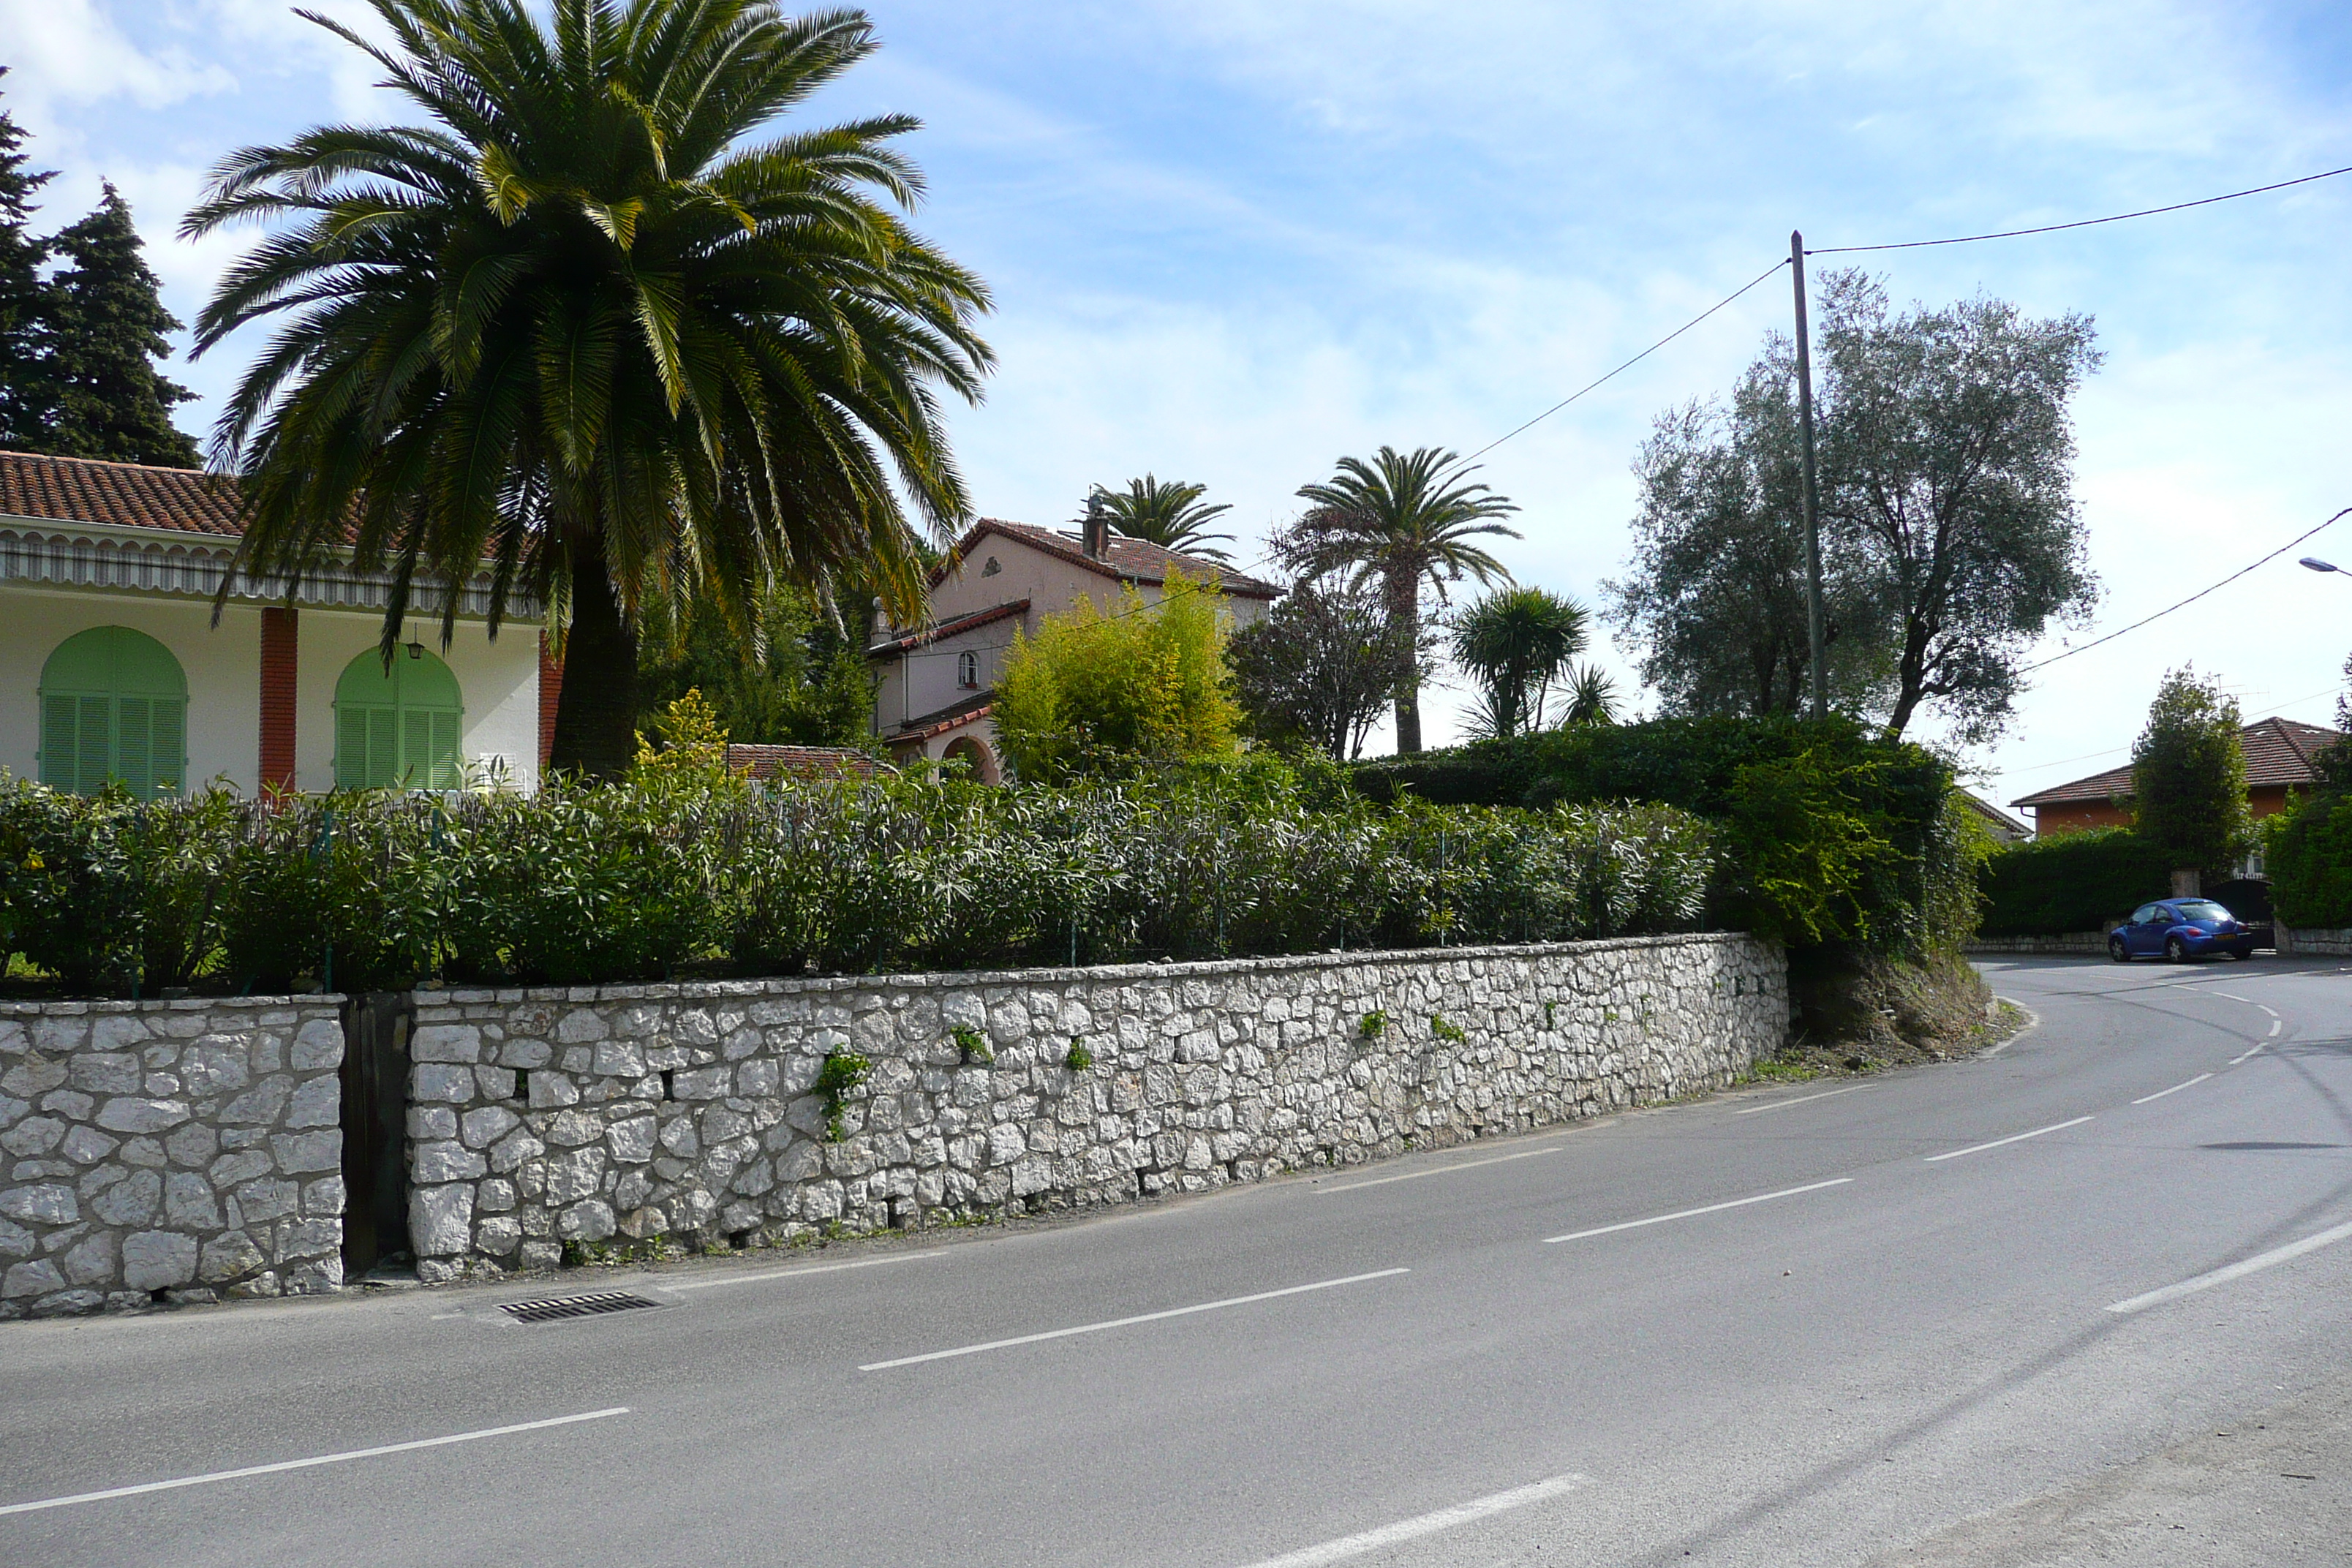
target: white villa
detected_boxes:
[866,511,1281,781]
[0,451,549,799]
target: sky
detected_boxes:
[3,0,2349,810]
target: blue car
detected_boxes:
[2108,899,2258,962]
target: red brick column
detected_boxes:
[259,606,298,796]
[538,631,562,773]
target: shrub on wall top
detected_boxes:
[1975,826,2174,938]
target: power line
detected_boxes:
[1806,163,2352,255]
[1464,257,1790,461]
[2020,507,2351,674]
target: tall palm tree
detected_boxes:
[1452,586,1586,739]
[1093,474,1234,562]
[1286,446,1519,753]
[184,1,993,777]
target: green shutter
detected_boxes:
[368,708,397,788]
[39,628,189,799]
[429,710,461,788]
[39,695,79,794]
[336,704,366,791]
[76,696,110,796]
[118,696,153,796]
[151,698,184,795]
[333,648,464,791]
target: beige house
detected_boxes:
[1,450,549,799]
[867,513,1281,780]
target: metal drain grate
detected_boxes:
[498,1291,663,1324]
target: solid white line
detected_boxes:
[1232,1473,1593,1568]
[1733,1085,1869,1115]
[2268,1019,2283,1037]
[2132,1074,2212,1106]
[1315,1147,1557,1193]
[2108,1220,2352,1315]
[664,1251,944,1292]
[0,1408,628,1517]
[2229,1043,2264,1066]
[859,1269,1410,1371]
[1923,1116,2095,1163]
[1543,1178,1852,1243]
[2258,1004,2280,1017]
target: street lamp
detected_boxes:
[2300,557,2342,574]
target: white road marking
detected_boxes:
[2211,992,2252,1003]
[1315,1147,1558,1193]
[1544,1178,1852,1243]
[1923,1116,2095,1163]
[859,1268,1410,1371]
[2132,1074,2212,1106]
[2229,1044,2264,1066]
[2268,1020,2283,1037]
[1232,1473,1593,1567]
[0,1408,628,1517]
[2258,1004,2280,1017]
[2108,1220,2352,1316]
[1733,1085,1869,1115]
[664,1251,944,1292]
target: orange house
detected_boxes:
[2012,717,2343,837]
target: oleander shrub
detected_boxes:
[0,754,1719,998]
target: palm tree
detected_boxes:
[183,1,993,777]
[1563,663,1618,726]
[1452,586,1586,739]
[1285,446,1520,753]
[1093,474,1234,562]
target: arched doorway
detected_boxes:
[940,734,1000,785]
[39,626,188,799]
[334,645,464,788]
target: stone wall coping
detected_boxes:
[411,931,1769,1009]
[0,995,346,1019]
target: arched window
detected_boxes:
[957,649,980,689]
[39,627,189,799]
[334,646,464,789]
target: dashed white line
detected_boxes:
[1923,1116,2095,1163]
[2229,1044,2264,1066]
[1733,1085,1870,1115]
[1544,1179,1852,1243]
[1315,1146,1558,1193]
[664,1251,944,1292]
[2132,1074,2212,1105]
[859,1269,1410,1371]
[1232,1473,1593,1567]
[2108,1220,2352,1315]
[2268,1019,2283,1037]
[0,1408,629,1517]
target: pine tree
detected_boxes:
[0,67,57,451]
[42,184,198,466]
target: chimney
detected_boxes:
[1083,489,1109,559]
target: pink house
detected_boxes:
[867,513,1281,781]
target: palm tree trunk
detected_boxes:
[1387,565,1422,755]
[548,530,640,780]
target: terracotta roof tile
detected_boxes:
[725,744,885,781]
[891,690,995,742]
[0,450,243,537]
[2012,717,2344,808]
[867,598,1028,657]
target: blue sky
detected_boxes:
[4,0,2349,809]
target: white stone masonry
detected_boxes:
[0,998,345,1316]
[404,934,1784,1282]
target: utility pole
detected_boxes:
[1791,230,1827,720]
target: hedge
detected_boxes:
[2266,790,2352,929]
[1975,827,2175,938]
[1354,716,1983,954]
[0,763,1716,998]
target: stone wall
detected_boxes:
[2279,925,2352,957]
[404,933,1784,1281]
[0,998,344,1318]
[1964,933,2109,956]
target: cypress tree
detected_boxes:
[0,67,57,451]
[43,184,199,467]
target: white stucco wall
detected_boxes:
[1,584,541,794]
[1,584,263,791]
[295,608,540,792]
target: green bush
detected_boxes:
[0,756,1718,998]
[1975,827,2174,937]
[1355,715,1967,954]
[2266,791,2352,929]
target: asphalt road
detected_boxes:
[4,954,2349,1567]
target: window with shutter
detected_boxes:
[37,627,189,800]
[333,647,465,791]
